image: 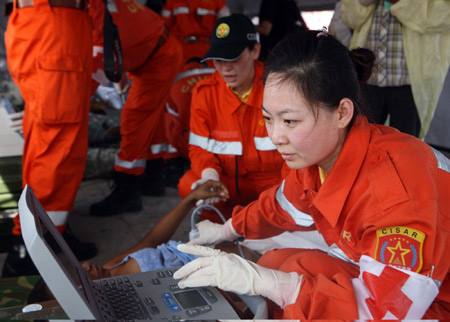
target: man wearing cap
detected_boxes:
[177,14,286,222]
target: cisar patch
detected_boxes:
[374,226,425,273]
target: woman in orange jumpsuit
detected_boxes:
[89,0,183,216]
[177,14,286,222]
[173,30,450,319]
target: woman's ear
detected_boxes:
[336,98,354,129]
[251,43,261,60]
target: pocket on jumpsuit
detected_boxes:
[37,54,87,124]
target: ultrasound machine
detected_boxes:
[19,185,268,320]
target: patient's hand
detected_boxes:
[189,180,229,204]
[82,261,112,280]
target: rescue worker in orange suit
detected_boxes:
[89,0,183,216]
[174,31,450,319]
[163,58,215,186]
[161,0,230,64]
[177,14,287,222]
[2,0,97,277]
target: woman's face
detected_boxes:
[213,45,260,95]
[262,75,350,172]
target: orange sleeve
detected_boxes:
[89,0,105,48]
[89,0,107,90]
[188,84,222,176]
[231,172,314,239]
[165,96,189,159]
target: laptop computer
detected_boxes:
[18,184,250,320]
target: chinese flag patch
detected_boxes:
[374,226,425,273]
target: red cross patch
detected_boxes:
[374,226,425,273]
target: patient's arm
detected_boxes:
[82,261,112,280]
[103,180,229,269]
[82,259,142,279]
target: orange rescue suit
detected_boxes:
[231,116,450,319]
[178,61,286,220]
[164,60,215,159]
[5,0,92,231]
[161,0,227,62]
[90,0,183,175]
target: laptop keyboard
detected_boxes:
[94,276,151,320]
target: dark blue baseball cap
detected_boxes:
[202,14,258,62]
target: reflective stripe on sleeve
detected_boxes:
[189,132,243,155]
[254,136,277,151]
[161,9,171,17]
[197,8,216,16]
[208,139,242,155]
[174,68,215,83]
[327,244,359,266]
[167,144,178,153]
[115,155,146,169]
[173,6,189,15]
[189,132,208,148]
[150,143,167,155]
[166,102,179,117]
[47,211,69,227]
[275,180,314,227]
[431,147,450,173]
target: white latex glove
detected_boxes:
[188,219,241,245]
[191,168,220,206]
[174,244,302,309]
[8,110,24,133]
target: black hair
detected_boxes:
[262,30,375,126]
[145,0,166,13]
[247,42,257,51]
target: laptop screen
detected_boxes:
[20,185,254,321]
[20,186,99,319]
[36,212,91,302]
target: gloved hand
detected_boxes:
[174,244,302,309]
[188,219,241,245]
[8,110,24,133]
[191,168,221,206]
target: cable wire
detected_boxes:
[189,205,246,259]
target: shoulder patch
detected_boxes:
[374,226,425,273]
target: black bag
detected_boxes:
[103,0,123,82]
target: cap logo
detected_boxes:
[216,23,230,39]
[247,33,257,41]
